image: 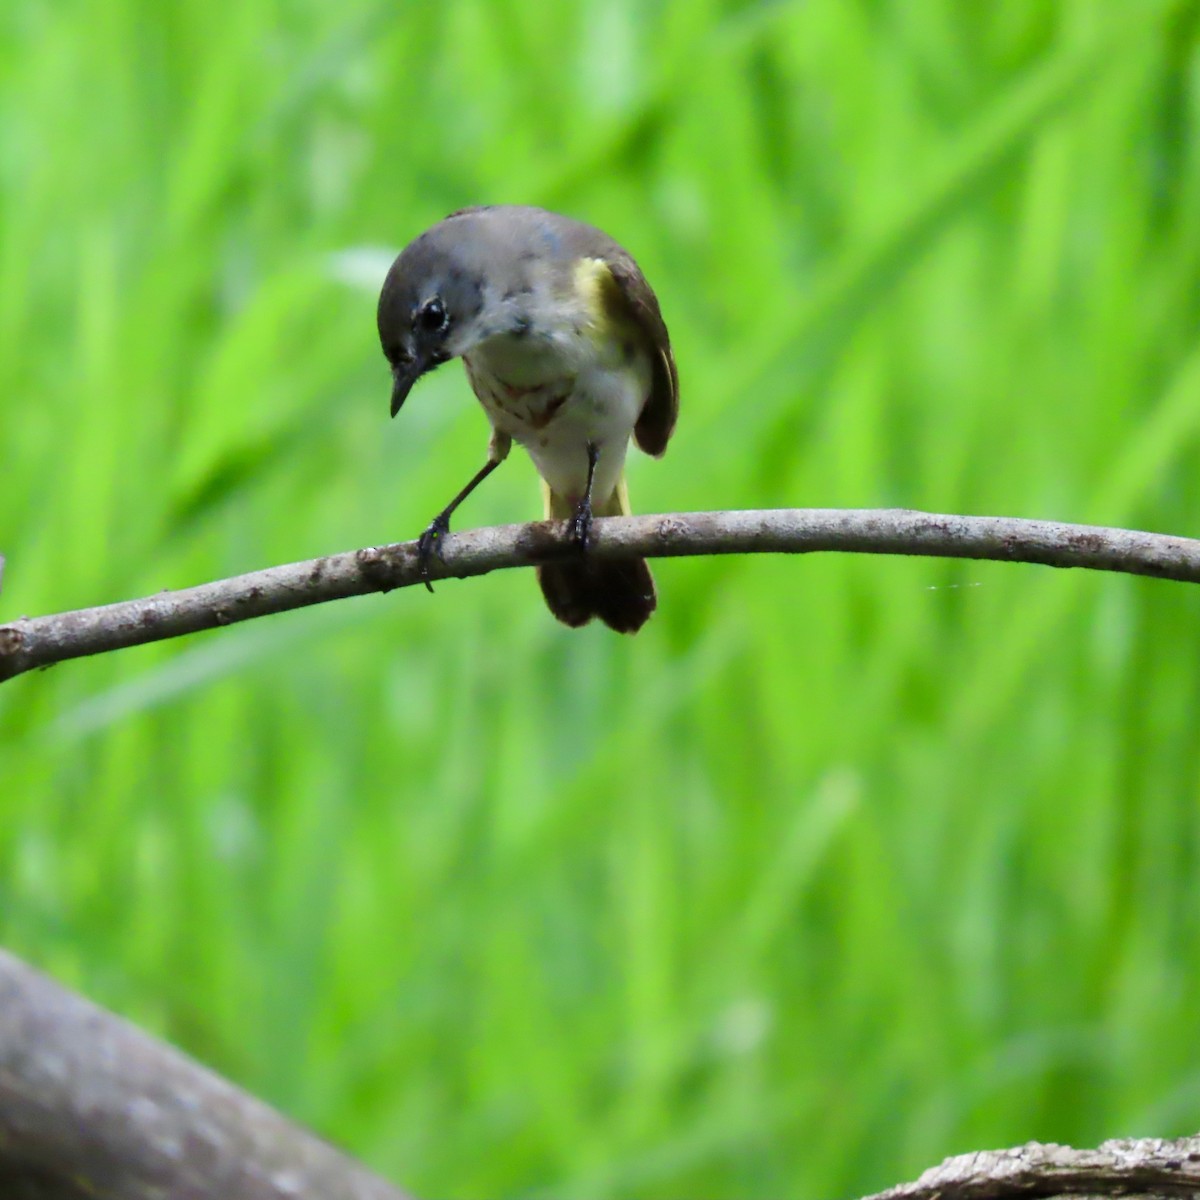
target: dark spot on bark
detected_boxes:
[357,545,400,594]
[1068,531,1106,554]
[518,520,575,561]
[622,340,635,362]
[0,627,25,654]
[512,315,532,337]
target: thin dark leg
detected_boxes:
[567,441,600,551]
[418,458,502,591]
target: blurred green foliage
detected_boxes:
[3,0,1200,1196]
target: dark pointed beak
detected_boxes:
[389,356,426,418]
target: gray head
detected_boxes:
[376,226,483,416]
[377,206,629,416]
[377,208,541,416]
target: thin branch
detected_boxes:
[860,1135,1200,1200]
[0,949,411,1200]
[3,507,1200,681]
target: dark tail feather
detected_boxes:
[537,557,657,634]
[539,474,656,633]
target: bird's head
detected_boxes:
[376,223,502,417]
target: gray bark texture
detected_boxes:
[0,949,1196,1198]
[0,950,410,1200]
[3,508,1200,681]
[863,1136,1200,1200]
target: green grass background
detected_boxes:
[4,0,1200,1196]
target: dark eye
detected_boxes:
[416,298,447,333]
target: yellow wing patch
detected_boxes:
[571,257,624,338]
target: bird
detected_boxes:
[376,205,679,633]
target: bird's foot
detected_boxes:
[417,512,452,592]
[567,497,594,552]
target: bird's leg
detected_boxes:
[418,431,510,591]
[567,441,600,551]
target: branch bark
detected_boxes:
[861,1136,1200,1200]
[0,949,410,1200]
[1,949,1197,1198]
[3,507,1200,680]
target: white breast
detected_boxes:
[464,324,651,505]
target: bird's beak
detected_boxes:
[389,356,426,418]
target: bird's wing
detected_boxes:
[600,252,679,458]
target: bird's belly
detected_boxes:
[525,386,639,501]
[466,351,649,503]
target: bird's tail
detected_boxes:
[537,474,656,634]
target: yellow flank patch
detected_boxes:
[542,471,630,519]
[572,257,629,338]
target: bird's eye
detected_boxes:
[416,298,447,333]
